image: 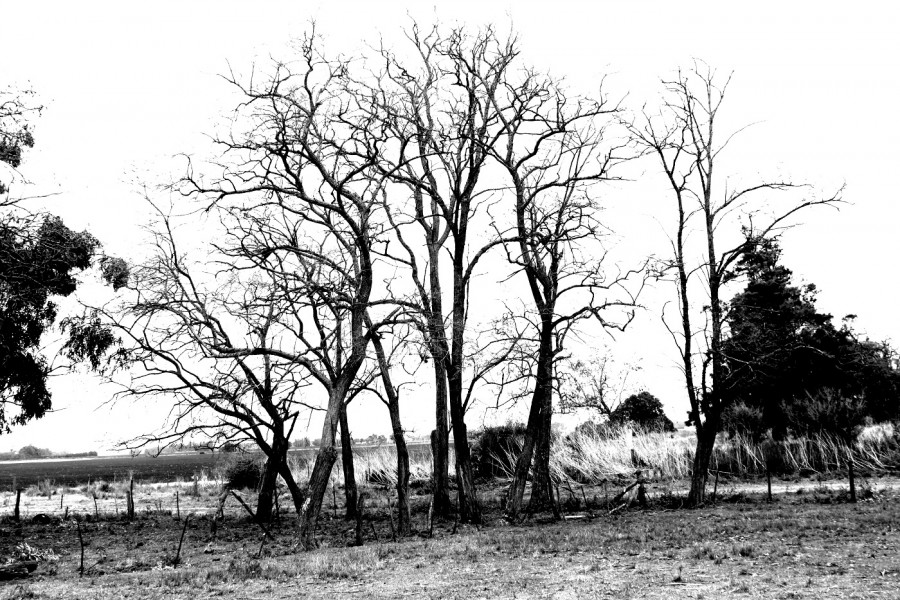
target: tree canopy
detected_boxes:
[0,88,121,434]
[721,236,900,438]
[610,391,675,432]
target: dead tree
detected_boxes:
[627,62,842,505]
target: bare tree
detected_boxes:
[181,33,395,547]
[356,24,525,522]
[83,206,309,521]
[364,321,414,535]
[627,63,841,505]
[484,74,642,517]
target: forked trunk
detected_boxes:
[300,390,347,549]
[504,389,542,519]
[339,405,358,519]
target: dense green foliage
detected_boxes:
[721,236,900,439]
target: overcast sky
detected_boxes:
[1,1,898,452]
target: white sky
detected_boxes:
[1,1,898,452]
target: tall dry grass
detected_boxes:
[287,444,446,490]
[489,423,900,484]
[284,422,900,490]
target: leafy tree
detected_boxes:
[17,444,50,459]
[0,88,121,434]
[721,236,900,438]
[610,391,675,432]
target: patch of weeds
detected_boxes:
[688,543,720,561]
[4,585,40,599]
[306,548,381,580]
[10,542,59,564]
[731,542,756,558]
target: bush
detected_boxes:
[570,419,617,440]
[470,422,527,480]
[18,445,51,459]
[721,401,765,438]
[221,454,264,490]
[610,392,675,432]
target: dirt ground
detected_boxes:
[2,478,899,599]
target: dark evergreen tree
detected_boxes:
[721,236,900,438]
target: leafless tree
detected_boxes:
[180,32,397,547]
[355,24,525,522]
[556,355,639,418]
[485,74,643,517]
[363,320,414,535]
[627,63,842,505]
[83,206,309,522]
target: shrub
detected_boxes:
[17,445,50,459]
[221,454,264,490]
[470,422,527,480]
[721,401,765,438]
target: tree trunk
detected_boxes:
[256,454,280,523]
[687,421,718,506]
[299,390,346,549]
[370,328,412,536]
[339,405,358,519]
[447,367,481,524]
[392,420,412,536]
[299,444,338,549]
[505,318,555,518]
[431,359,451,518]
[528,405,554,513]
[277,460,304,515]
[504,388,542,519]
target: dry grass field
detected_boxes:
[2,478,899,599]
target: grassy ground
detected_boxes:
[2,480,899,599]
